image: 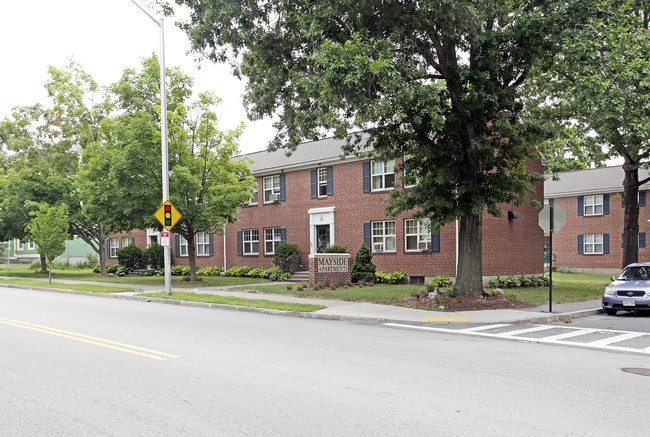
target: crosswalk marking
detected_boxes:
[383,322,650,355]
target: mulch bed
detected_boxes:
[402,292,534,312]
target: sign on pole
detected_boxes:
[154,200,182,231]
[160,231,170,247]
[538,203,566,313]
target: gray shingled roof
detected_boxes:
[545,166,650,198]
[234,134,371,174]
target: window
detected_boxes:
[405,218,431,251]
[197,232,210,256]
[122,237,134,248]
[109,238,120,258]
[265,228,283,254]
[243,229,259,255]
[318,168,328,197]
[264,175,281,202]
[584,195,603,216]
[584,234,604,254]
[178,235,188,256]
[248,188,258,205]
[402,156,417,188]
[148,235,158,247]
[372,221,396,252]
[28,240,35,250]
[371,160,395,191]
[17,240,24,251]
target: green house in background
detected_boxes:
[4,236,95,265]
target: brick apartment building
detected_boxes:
[544,166,650,276]
[109,136,544,283]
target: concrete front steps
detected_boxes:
[287,271,310,284]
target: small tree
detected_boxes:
[273,242,302,273]
[116,245,144,270]
[143,243,164,270]
[28,204,70,284]
[351,243,376,283]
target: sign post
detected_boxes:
[538,203,566,313]
[154,200,182,295]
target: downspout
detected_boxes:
[223,224,227,271]
[455,219,459,277]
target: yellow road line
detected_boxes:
[421,316,473,322]
[0,317,178,361]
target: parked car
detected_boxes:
[602,263,650,315]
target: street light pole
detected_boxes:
[130,0,172,296]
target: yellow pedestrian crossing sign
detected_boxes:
[155,200,182,231]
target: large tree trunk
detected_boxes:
[98,236,107,276]
[187,235,197,282]
[622,156,640,268]
[40,253,47,274]
[455,213,484,296]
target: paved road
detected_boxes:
[1,286,648,436]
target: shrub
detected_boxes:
[488,274,549,289]
[329,282,339,290]
[196,266,223,276]
[375,271,407,284]
[272,242,302,273]
[313,282,324,290]
[224,266,252,277]
[116,245,144,270]
[247,267,265,278]
[171,265,191,276]
[322,243,348,253]
[143,243,164,270]
[286,284,293,290]
[350,243,376,283]
[116,266,131,276]
[430,275,452,288]
[106,264,119,274]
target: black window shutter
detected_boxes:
[431,231,440,253]
[578,235,584,254]
[175,235,180,255]
[363,222,371,249]
[640,232,646,248]
[578,196,584,216]
[603,194,609,215]
[237,231,243,256]
[326,166,333,196]
[621,192,625,208]
[279,173,286,201]
[310,170,317,199]
[280,228,287,242]
[106,239,110,258]
[208,234,214,257]
[603,233,609,254]
[362,162,371,193]
[640,191,646,207]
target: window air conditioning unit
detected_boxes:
[373,243,384,252]
[418,241,430,251]
[269,193,280,202]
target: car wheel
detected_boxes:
[605,309,618,316]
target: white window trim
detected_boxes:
[318,167,328,197]
[405,218,431,252]
[371,160,395,192]
[17,240,24,251]
[196,232,209,256]
[264,228,283,255]
[584,195,603,216]
[372,220,396,253]
[248,189,259,205]
[243,229,259,255]
[584,233,604,254]
[263,175,281,203]
[109,238,120,258]
[178,235,188,257]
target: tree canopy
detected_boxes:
[165,0,585,294]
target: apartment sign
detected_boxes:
[317,256,349,273]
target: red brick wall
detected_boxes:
[547,192,650,272]
[107,156,544,279]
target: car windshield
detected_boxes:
[617,266,649,281]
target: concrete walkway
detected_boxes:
[0,276,603,324]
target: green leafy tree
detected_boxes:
[527,0,650,267]
[273,241,302,273]
[28,203,70,284]
[0,60,115,275]
[165,0,583,295]
[350,243,376,283]
[103,56,255,280]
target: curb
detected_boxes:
[0,283,603,325]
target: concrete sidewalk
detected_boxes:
[0,276,603,324]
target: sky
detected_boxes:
[0,0,275,155]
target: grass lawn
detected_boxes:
[0,266,273,287]
[504,272,610,306]
[138,292,326,312]
[233,272,611,307]
[0,278,137,294]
